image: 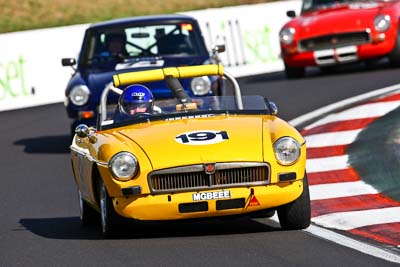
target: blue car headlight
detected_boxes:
[191,76,211,96]
[69,85,90,106]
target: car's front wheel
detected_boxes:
[277,174,311,230]
[389,31,400,67]
[99,178,121,238]
[284,64,305,79]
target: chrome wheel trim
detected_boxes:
[100,182,107,234]
[78,191,84,221]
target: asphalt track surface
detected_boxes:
[1,64,400,266]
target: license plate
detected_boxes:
[192,190,231,201]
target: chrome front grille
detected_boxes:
[299,31,370,51]
[149,162,270,193]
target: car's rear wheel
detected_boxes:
[277,174,311,230]
[78,190,98,225]
[99,178,121,238]
[389,30,400,67]
[284,63,305,79]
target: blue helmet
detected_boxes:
[119,84,154,115]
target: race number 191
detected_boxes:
[175,130,229,145]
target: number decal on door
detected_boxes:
[175,130,229,145]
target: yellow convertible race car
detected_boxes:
[70,64,310,237]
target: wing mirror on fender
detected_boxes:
[75,124,98,143]
[286,10,296,18]
[75,124,89,138]
[61,58,76,66]
[211,44,225,63]
[61,58,77,72]
[213,44,226,54]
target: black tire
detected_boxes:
[98,178,122,238]
[389,31,400,67]
[319,65,336,74]
[284,63,305,79]
[277,174,311,230]
[78,190,98,225]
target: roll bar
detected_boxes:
[100,64,243,123]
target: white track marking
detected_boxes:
[306,155,349,173]
[289,85,400,127]
[309,181,379,200]
[286,86,400,262]
[312,207,400,230]
[304,101,400,130]
[305,129,362,148]
[305,225,400,264]
[267,217,400,263]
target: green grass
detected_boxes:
[0,0,273,33]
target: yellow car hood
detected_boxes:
[115,116,268,170]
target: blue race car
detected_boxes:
[62,14,225,134]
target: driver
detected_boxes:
[119,84,154,115]
[101,31,128,58]
[114,84,155,122]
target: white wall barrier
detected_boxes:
[0,0,300,112]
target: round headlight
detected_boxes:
[191,76,211,96]
[273,137,301,165]
[109,152,138,181]
[374,14,391,32]
[69,85,90,106]
[279,27,296,45]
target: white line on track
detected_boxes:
[309,181,379,200]
[305,225,400,264]
[289,84,400,127]
[304,101,400,130]
[268,216,400,263]
[306,155,349,173]
[305,129,362,148]
[312,207,400,230]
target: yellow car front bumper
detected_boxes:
[112,179,304,221]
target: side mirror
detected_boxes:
[75,124,97,143]
[213,44,226,54]
[75,124,89,138]
[269,101,278,115]
[211,44,225,64]
[61,58,76,66]
[286,10,296,18]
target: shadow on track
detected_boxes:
[19,216,281,240]
[14,135,71,154]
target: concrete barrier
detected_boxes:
[0,0,300,112]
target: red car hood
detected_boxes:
[294,2,391,38]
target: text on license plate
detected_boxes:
[192,190,231,201]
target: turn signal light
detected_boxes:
[78,111,95,119]
[371,33,386,43]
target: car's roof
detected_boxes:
[89,14,198,29]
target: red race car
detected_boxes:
[279,0,400,78]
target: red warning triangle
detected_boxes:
[249,195,260,206]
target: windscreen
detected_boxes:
[101,95,270,128]
[301,0,373,12]
[81,22,206,66]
